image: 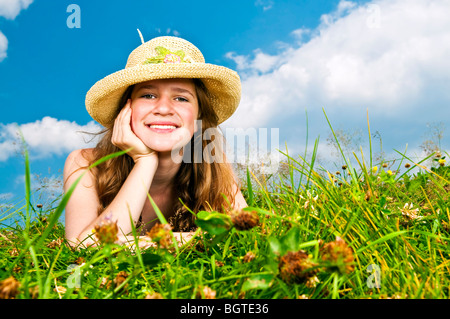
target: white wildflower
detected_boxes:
[399,203,423,220]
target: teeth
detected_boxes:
[149,124,177,129]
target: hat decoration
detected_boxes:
[143,46,193,64]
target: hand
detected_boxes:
[116,236,157,251]
[112,99,157,163]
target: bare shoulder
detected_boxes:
[63,148,95,187]
[64,148,94,171]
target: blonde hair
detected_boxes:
[83,79,239,231]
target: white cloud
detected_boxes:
[223,0,450,133]
[0,0,33,19]
[0,192,14,201]
[255,0,273,11]
[0,117,102,162]
[155,28,181,37]
[0,31,7,62]
[0,0,33,61]
[319,0,357,27]
[226,49,280,75]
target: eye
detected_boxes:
[175,96,189,102]
[142,93,156,99]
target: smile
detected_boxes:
[146,123,179,133]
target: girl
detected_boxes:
[63,35,247,248]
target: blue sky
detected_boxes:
[1,0,450,206]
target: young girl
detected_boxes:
[63,35,247,247]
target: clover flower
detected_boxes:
[320,236,355,275]
[54,286,67,295]
[113,271,129,290]
[101,271,129,292]
[305,275,320,288]
[146,223,173,249]
[0,276,20,299]
[300,190,319,212]
[243,251,256,263]
[230,209,259,231]
[145,292,164,299]
[9,248,18,257]
[399,203,422,221]
[93,215,119,245]
[47,238,64,249]
[278,250,319,284]
[196,286,216,299]
[74,257,85,265]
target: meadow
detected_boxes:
[1,115,449,300]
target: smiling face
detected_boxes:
[129,78,199,153]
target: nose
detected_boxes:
[152,95,174,115]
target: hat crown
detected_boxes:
[125,36,205,68]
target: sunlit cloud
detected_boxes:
[0,117,102,162]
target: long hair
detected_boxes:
[83,79,239,231]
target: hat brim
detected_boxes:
[85,63,241,127]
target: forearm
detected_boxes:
[77,157,158,241]
[124,232,197,250]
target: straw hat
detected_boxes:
[85,35,241,127]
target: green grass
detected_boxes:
[1,124,450,299]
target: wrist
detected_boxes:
[133,152,158,165]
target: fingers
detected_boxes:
[112,99,133,149]
[111,100,157,162]
[115,100,131,133]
